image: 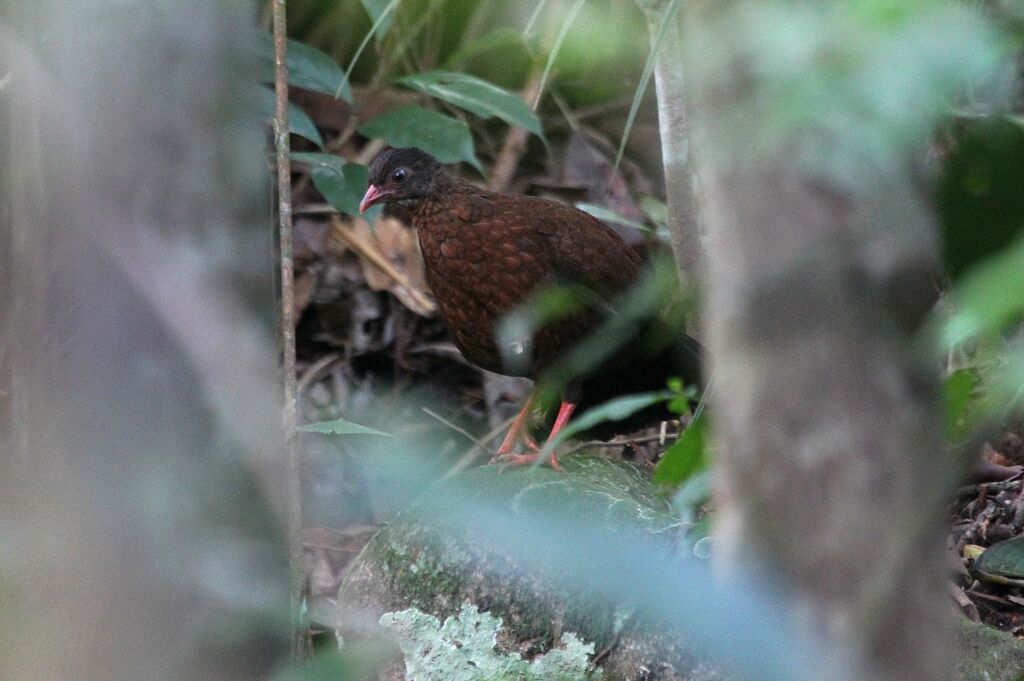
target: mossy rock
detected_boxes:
[337,455,1024,681]
[337,454,722,681]
[955,618,1024,681]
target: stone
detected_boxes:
[336,455,720,681]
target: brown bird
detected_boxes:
[360,147,701,468]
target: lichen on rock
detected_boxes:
[379,603,602,681]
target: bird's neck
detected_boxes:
[406,173,477,223]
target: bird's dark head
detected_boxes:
[359,147,442,213]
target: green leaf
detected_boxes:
[359,0,395,36]
[291,152,380,221]
[943,235,1024,347]
[256,88,324,148]
[256,32,351,102]
[654,414,708,486]
[297,417,391,437]
[358,105,483,172]
[575,202,655,233]
[943,369,980,442]
[973,535,1024,586]
[540,391,671,455]
[442,28,526,69]
[396,71,544,139]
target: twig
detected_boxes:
[272,0,311,661]
[560,429,681,456]
[356,138,388,166]
[293,203,340,216]
[442,415,518,480]
[422,407,489,451]
[296,352,341,397]
[489,74,542,192]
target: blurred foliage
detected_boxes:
[575,202,656,235]
[939,117,1024,281]
[943,368,982,444]
[283,0,647,101]
[937,117,1024,432]
[688,0,1010,188]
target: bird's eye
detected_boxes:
[391,168,408,184]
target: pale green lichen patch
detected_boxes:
[380,603,603,681]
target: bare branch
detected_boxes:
[272,0,311,661]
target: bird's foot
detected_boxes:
[493,431,540,458]
[494,393,538,457]
[489,434,541,464]
[489,397,573,471]
[491,449,562,471]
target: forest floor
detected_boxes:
[285,118,1024,644]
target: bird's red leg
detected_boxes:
[493,392,537,458]
[543,401,577,470]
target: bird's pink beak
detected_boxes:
[359,184,384,213]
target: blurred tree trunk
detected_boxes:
[682,3,958,681]
[1,2,289,680]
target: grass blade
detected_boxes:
[532,0,587,110]
[612,0,682,182]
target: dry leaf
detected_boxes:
[329,216,435,316]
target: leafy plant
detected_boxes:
[396,71,544,141]
[654,413,708,487]
[357,105,484,172]
[257,4,555,213]
[257,31,352,102]
[291,152,381,222]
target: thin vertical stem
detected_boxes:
[272,0,310,662]
[637,0,701,289]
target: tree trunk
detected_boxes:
[683,2,959,681]
[2,2,288,680]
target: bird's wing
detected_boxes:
[478,192,645,296]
